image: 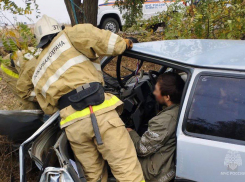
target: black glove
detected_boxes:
[10,53,15,67]
[125,37,139,43]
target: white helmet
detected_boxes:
[34,15,61,48]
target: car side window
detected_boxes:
[103,57,117,78]
[186,75,245,141]
[103,56,162,78]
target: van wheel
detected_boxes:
[146,22,165,32]
[152,24,159,32]
[101,18,119,33]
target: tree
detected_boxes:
[0,0,39,61]
[64,0,98,26]
[115,0,145,28]
[0,0,40,18]
[140,0,245,40]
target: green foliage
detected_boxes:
[0,56,10,66]
[1,23,37,59]
[17,23,36,49]
[2,36,18,53]
[0,1,40,59]
[141,0,245,40]
[115,0,146,29]
[0,0,40,17]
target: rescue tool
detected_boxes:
[58,82,105,145]
[89,105,103,145]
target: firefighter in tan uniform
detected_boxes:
[32,15,144,182]
[16,48,43,103]
[0,49,40,110]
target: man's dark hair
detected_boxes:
[157,72,185,104]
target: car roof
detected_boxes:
[131,39,245,71]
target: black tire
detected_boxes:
[101,17,120,33]
[152,24,159,32]
[146,22,165,32]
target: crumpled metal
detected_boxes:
[39,167,74,182]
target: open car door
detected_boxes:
[0,110,43,144]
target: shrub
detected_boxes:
[0,23,36,65]
[140,0,245,40]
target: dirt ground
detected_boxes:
[0,72,22,181]
[0,32,164,182]
[0,70,44,181]
[0,134,39,181]
[0,71,20,110]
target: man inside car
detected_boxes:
[127,72,185,182]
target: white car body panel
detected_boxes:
[176,68,245,182]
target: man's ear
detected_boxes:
[166,95,171,101]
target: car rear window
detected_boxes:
[186,75,245,141]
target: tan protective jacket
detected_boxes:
[129,105,179,182]
[0,54,19,93]
[32,24,127,128]
[17,57,38,102]
[13,48,42,102]
[0,51,39,110]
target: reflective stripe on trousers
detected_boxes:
[0,64,19,78]
[60,96,121,127]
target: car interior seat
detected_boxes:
[179,72,187,82]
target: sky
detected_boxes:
[2,0,71,25]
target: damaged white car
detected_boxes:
[2,39,243,182]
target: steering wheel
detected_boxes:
[116,55,143,88]
[148,70,160,85]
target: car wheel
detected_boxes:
[101,18,119,33]
[152,24,159,32]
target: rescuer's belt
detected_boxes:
[58,82,105,111]
[59,82,105,145]
[60,95,121,127]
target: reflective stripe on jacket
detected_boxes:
[0,59,19,96]
[0,64,19,79]
[60,94,123,128]
[32,24,127,127]
[0,53,39,110]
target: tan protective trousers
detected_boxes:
[65,109,145,182]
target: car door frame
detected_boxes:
[101,50,196,181]
[101,51,193,102]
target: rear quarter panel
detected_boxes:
[176,68,245,182]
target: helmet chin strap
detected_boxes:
[37,33,58,49]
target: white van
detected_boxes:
[97,0,176,32]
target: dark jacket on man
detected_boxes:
[129,104,179,182]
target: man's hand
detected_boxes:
[126,128,133,132]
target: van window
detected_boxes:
[186,75,245,141]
